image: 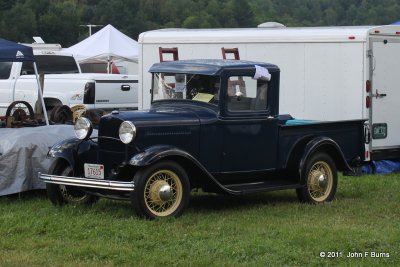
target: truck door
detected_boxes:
[370,38,400,156]
[219,74,278,173]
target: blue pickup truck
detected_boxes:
[40,59,366,219]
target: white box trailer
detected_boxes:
[138,25,400,161]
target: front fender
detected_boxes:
[298,136,352,180]
[48,137,96,172]
[129,145,242,195]
[129,145,194,167]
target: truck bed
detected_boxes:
[277,119,366,169]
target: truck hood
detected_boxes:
[103,105,205,128]
[97,103,216,155]
[98,102,218,139]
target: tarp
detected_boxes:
[0,125,75,196]
[362,160,400,174]
[0,38,35,62]
[65,24,139,64]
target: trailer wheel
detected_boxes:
[296,152,337,204]
[131,160,190,219]
[46,164,98,206]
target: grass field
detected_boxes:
[0,173,399,266]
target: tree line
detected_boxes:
[1,0,399,47]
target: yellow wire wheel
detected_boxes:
[132,160,190,219]
[297,152,337,204]
[144,169,183,217]
[306,160,334,202]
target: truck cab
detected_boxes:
[40,60,365,219]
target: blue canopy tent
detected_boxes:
[0,38,48,124]
[0,38,35,62]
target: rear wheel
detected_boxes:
[46,164,98,206]
[131,160,190,219]
[296,152,337,204]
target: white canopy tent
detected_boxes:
[65,24,139,72]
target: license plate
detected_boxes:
[84,163,104,179]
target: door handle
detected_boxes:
[372,89,386,99]
[121,85,130,91]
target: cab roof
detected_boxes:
[149,59,279,75]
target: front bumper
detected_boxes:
[39,173,135,191]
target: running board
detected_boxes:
[223,181,302,195]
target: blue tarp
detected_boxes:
[0,38,34,62]
[362,160,400,174]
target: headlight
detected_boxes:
[119,121,136,144]
[74,117,92,140]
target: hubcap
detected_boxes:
[159,184,173,201]
[307,161,333,202]
[148,180,173,204]
[144,170,183,217]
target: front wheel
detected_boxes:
[46,164,98,206]
[296,152,337,204]
[131,160,190,219]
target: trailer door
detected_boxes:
[370,37,400,156]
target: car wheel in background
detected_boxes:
[46,164,98,205]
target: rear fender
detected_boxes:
[298,137,352,182]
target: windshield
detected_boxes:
[152,73,220,105]
[20,55,80,75]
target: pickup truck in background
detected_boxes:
[0,47,138,116]
[40,59,366,219]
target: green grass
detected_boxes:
[0,173,399,267]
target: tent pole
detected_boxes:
[33,62,49,126]
[107,56,110,74]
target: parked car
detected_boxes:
[40,59,366,219]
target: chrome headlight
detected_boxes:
[74,117,92,140]
[119,121,136,144]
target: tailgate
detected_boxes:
[94,78,138,109]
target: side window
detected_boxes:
[226,76,268,111]
[21,61,35,75]
[0,62,13,79]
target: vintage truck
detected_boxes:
[0,47,138,116]
[39,59,366,219]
